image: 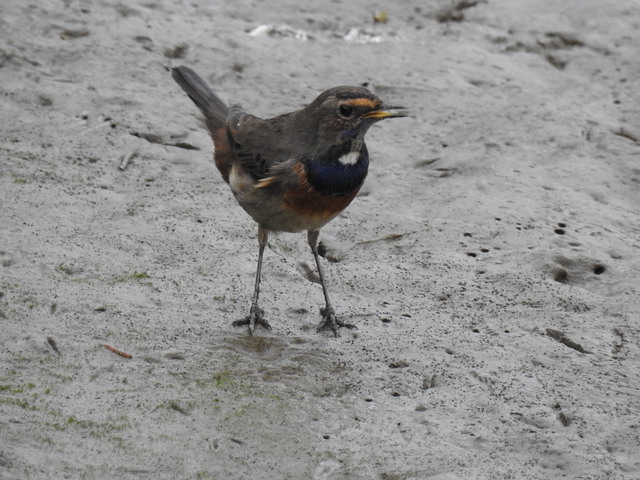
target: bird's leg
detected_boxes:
[307,230,356,337]
[233,226,271,334]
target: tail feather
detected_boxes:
[171,66,229,132]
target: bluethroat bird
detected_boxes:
[171,66,406,337]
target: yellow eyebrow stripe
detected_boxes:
[345,98,379,109]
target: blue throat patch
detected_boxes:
[305,145,369,196]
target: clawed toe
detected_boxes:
[232,304,354,338]
[316,307,356,337]
[232,306,271,335]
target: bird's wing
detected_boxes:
[226,107,291,180]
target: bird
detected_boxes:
[171,66,406,337]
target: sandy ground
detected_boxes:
[2,0,640,478]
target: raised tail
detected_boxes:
[171,66,229,132]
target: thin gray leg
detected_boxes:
[307,230,356,337]
[233,225,271,334]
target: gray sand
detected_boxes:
[1,0,639,478]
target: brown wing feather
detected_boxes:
[227,109,297,181]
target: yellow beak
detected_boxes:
[364,106,407,120]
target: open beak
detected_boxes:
[364,105,408,120]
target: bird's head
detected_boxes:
[304,86,406,145]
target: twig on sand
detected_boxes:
[47,336,61,355]
[546,328,590,354]
[103,344,133,359]
[357,233,407,244]
[118,152,137,171]
[613,127,640,144]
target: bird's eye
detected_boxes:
[338,104,353,118]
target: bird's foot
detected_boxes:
[232,305,271,335]
[316,306,356,337]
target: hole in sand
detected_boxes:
[554,228,565,235]
[553,268,568,283]
[593,264,606,275]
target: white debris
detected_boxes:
[248,24,312,41]
[343,28,382,43]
